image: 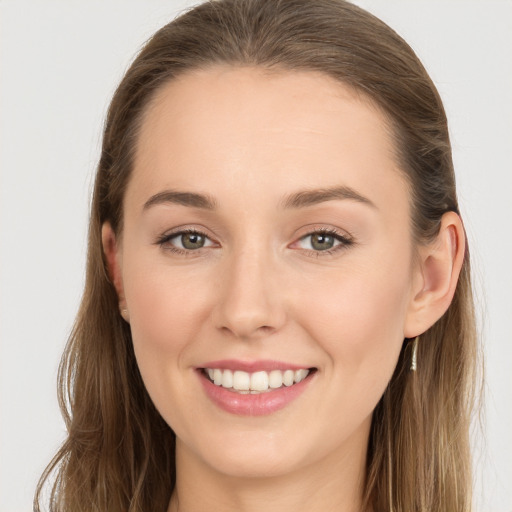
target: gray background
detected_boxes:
[1,1,511,511]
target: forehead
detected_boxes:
[129,66,408,214]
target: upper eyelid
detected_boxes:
[304,228,348,237]
[301,230,349,241]
[157,226,214,241]
[293,225,352,240]
[293,229,353,248]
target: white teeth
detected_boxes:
[283,369,294,386]
[250,371,269,391]
[205,368,311,393]
[294,369,308,383]
[221,369,233,388]
[233,371,250,391]
[213,369,223,386]
[268,370,283,389]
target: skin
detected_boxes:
[102,67,465,512]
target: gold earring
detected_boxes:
[410,336,419,371]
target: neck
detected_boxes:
[167,425,370,512]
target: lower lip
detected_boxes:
[198,370,314,416]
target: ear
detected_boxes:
[102,222,129,321]
[404,211,466,338]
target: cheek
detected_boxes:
[121,258,218,430]
[121,254,215,404]
[295,255,411,382]
[125,262,209,346]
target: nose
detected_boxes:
[212,247,287,340]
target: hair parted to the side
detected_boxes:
[35,1,479,511]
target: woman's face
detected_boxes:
[109,67,421,478]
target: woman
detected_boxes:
[35,0,478,511]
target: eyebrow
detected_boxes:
[142,185,376,212]
[143,190,217,211]
[281,185,376,210]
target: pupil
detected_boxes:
[311,233,334,251]
[182,233,205,249]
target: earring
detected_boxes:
[120,305,129,322]
[410,336,419,371]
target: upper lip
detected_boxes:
[198,359,314,372]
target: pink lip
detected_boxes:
[200,359,310,372]
[197,364,315,416]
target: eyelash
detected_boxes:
[155,228,214,256]
[155,227,354,257]
[296,227,354,258]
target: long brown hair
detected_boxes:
[35,1,479,510]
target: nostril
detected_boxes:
[217,323,277,339]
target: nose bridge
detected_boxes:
[214,236,285,338]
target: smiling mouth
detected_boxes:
[202,368,316,394]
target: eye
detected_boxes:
[294,229,353,254]
[302,232,338,251]
[156,229,216,253]
[174,232,208,250]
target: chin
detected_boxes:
[178,424,333,481]
[207,450,306,480]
